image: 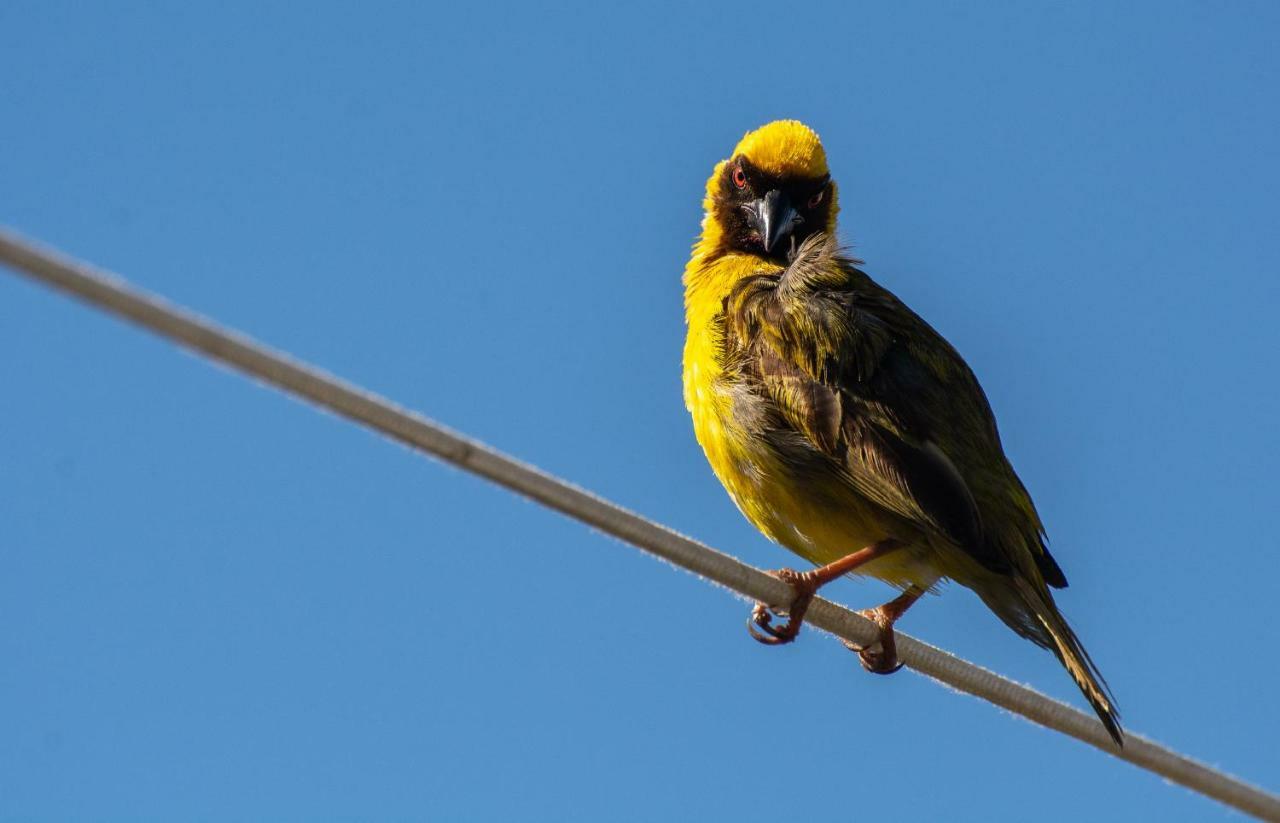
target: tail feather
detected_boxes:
[979,577,1123,746]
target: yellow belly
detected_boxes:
[681,251,944,589]
[683,333,940,590]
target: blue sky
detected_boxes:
[2,2,1278,820]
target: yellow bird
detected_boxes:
[682,120,1121,744]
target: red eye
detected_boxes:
[808,188,825,208]
[732,166,747,189]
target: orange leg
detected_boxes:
[843,586,925,675]
[747,538,902,646]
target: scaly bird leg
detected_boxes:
[747,538,903,646]
[842,586,925,675]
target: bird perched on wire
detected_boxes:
[682,120,1121,745]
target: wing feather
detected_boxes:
[722,233,1063,584]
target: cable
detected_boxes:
[2,226,1276,821]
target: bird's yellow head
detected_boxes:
[694,120,838,263]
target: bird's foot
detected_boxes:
[842,612,903,675]
[745,541,906,647]
[747,568,817,646]
[841,586,925,675]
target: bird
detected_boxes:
[681,120,1122,745]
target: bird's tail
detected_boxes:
[978,576,1123,746]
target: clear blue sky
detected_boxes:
[2,2,1278,820]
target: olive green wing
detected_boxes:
[724,234,1064,585]
[872,313,1068,587]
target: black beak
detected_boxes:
[744,189,801,254]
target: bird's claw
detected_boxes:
[841,637,903,674]
[842,608,903,675]
[747,601,798,645]
[857,646,905,675]
[746,568,815,646]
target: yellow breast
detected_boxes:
[682,253,936,588]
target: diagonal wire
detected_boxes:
[1,226,1276,822]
